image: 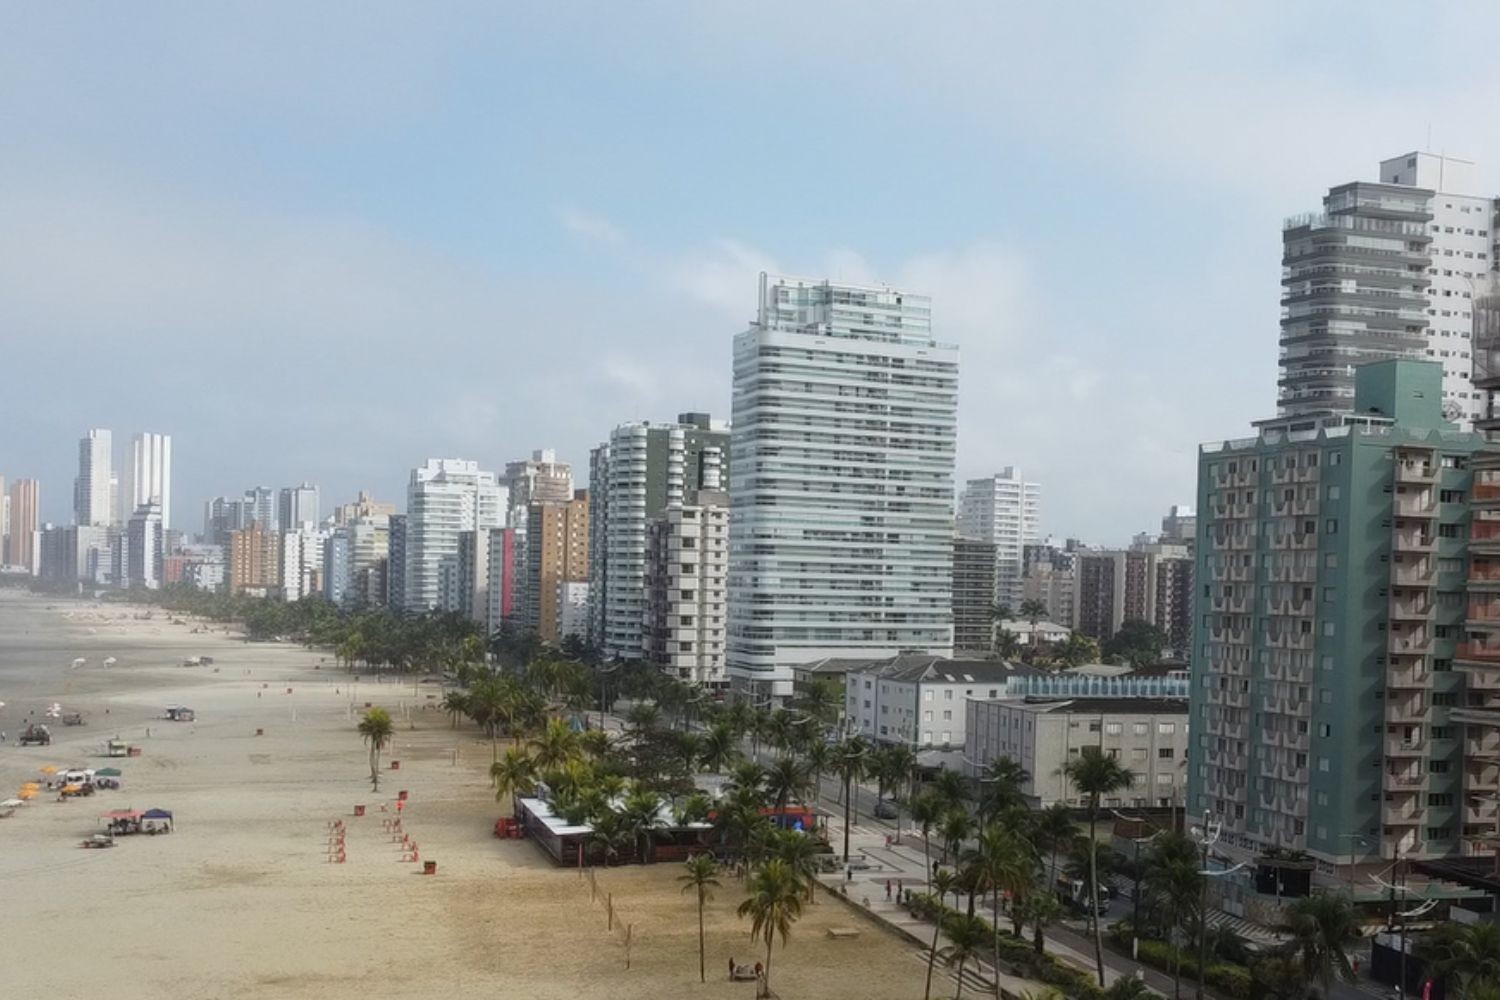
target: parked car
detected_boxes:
[873,798,900,820]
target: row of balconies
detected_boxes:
[1393,492,1438,517]
[1394,458,1438,484]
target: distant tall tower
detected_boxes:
[127,432,172,529]
[403,459,508,612]
[727,275,959,699]
[277,483,320,529]
[8,479,39,572]
[957,468,1042,610]
[74,429,113,527]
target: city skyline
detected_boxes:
[16,7,1500,541]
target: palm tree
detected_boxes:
[679,854,720,983]
[910,791,945,890]
[489,746,536,811]
[1143,854,1201,999]
[876,743,919,842]
[1102,979,1155,1000]
[620,788,662,863]
[1062,747,1134,987]
[966,823,1035,998]
[938,808,974,867]
[441,690,469,728]
[590,811,634,866]
[1419,919,1500,997]
[357,707,393,791]
[1249,955,1309,1000]
[938,913,990,1000]
[802,739,832,806]
[1275,893,1360,999]
[1017,890,1065,956]
[1032,802,1075,887]
[699,722,739,774]
[737,859,805,999]
[530,717,581,769]
[977,757,1030,823]
[993,628,1022,661]
[929,768,970,814]
[625,700,661,733]
[925,868,961,1000]
[833,736,869,861]
[764,756,810,827]
[1056,632,1100,668]
[770,829,823,902]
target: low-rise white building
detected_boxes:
[998,619,1071,646]
[965,697,1190,809]
[845,655,1041,751]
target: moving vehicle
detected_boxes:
[1055,875,1112,916]
[62,712,85,726]
[81,834,115,849]
[19,724,52,746]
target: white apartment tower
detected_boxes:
[278,483,320,530]
[1279,151,1491,426]
[1379,152,1490,427]
[127,432,172,530]
[644,491,730,690]
[403,458,508,613]
[75,428,113,527]
[727,275,960,699]
[957,468,1041,609]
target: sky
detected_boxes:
[7,2,1500,541]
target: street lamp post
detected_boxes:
[1190,814,1222,1000]
[1110,808,1161,962]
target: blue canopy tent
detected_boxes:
[141,808,174,833]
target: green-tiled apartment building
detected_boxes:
[1189,360,1486,878]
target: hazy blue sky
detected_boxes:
[6,3,1500,540]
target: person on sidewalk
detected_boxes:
[885,879,892,900]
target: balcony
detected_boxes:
[1390,559,1435,587]
[1386,737,1425,757]
[1470,566,1500,589]
[1386,771,1426,790]
[1389,632,1434,657]
[1466,802,1500,825]
[1394,493,1438,518]
[1270,562,1316,583]
[1474,481,1500,506]
[1386,698,1429,724]
[1271,598,1313,617]
[1271,498,1319,518]
[1383,804,1425,825]
[1387,665,1431,689]
[1457,642,1500,666]
[1395,459,1438,484]
[1390,596,1434,620]
[1469,603,1500,629]
[1474,521,1500,552]
[1271,532,1317,551]
[1269,630,1314,651]
[1393,529,1436,553]
[1468,767,1500,791]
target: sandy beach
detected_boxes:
[0,591,935,1000]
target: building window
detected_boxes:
[1158,722,1175,735]
[1105,722,1123,735]
[1158,748,1174,759]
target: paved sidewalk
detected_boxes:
[818,812,1171,998]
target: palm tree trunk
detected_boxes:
[924,917,941,1000]
[922,829,932,892]
[955,957,967,1000]
[992,888,1002,1000]
[762,931,774,1000]
[1089,804,1105,986]
[697,891,706,983]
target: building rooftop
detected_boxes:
[850,654,1042,685]
[995,697,1190,715]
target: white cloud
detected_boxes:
[560,208,626,246]
[668,239,781,317]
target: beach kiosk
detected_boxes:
[165,706,195,722]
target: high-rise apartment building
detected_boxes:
[644,490,729,688]
[333,491,396,526]
[504,449,573,626]
[589,413,729,661]
[952,538,998,654]
[1189,360,1484,876]
[957,468,1042,609]
[74,429,113,527]
[1161,505,1197,547]
[727,275,959,699]
[403,459,507,612]
[525,491,590,644]
[346,515,389,608]
[280,526,325,600]
[244,487,277,530]
[278,483,320,530]
[1022,539,1078,627]
[228,523,282,594]
[8,479,39,572]
[1069,543,1192,656]
[323,531,350,606]
[0,475,8,564]
[486,528,517,629]
[1278,152,1490,425]
[126,433,172,530]
[387,515,406,610]
[125,501,165,590]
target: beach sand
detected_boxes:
[0,591,934,999]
